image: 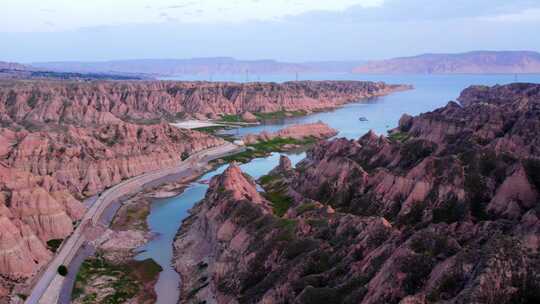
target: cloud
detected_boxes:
[164,2,197,9]
[289,0,540,23]
[1,0,539,62]
[481,8,540,22]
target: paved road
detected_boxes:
[24,143,243,304]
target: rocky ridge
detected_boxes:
[174,83,540,304]
[0,80,408,126]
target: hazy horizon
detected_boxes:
[3,0,540,63]
[19,50,539,66]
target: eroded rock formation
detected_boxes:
[0,79,406,296]
[0,80,409,127]
[174,83,540,304]
[243,121,338,145]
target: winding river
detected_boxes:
[141,74,540,303]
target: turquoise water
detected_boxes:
[141,74,540,303]
[135,152,306,304]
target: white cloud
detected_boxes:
[1,0,383,32]
[479,8,540,22]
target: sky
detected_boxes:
[2,0,540,62]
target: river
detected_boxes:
[140,73,540,303]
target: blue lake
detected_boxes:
[143,74,540,303]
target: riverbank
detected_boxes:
[57,176,204,304]
[23,143,243,304]
[70,183,189,304]
[50,120,336,303]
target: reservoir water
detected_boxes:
[134,152,307,304]
[142,74,540,303]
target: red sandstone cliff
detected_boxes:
[0,79,406,295]
[0,122,223,289]
[174,83,540,304]
[0,80,408,127]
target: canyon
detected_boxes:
[174,83,540,304]
[0,79,400,300]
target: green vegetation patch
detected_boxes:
[220,114,244,122]
[258,172,294,217]
[219,136,316,164]
[264,190,294,217]
[254,110,307,121]
[258,174,280,185]
[296,202,319,214]
[400,139,436,169]
[192,125,231,134]
[72,254,162,304]
[219,110,307,123]
[219,149,269,163]
[251,136,316,152]
[388,131,410,142]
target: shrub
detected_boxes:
[479,152,498,176]
[296,203,318,214]
[388,131,410,142]
[397,201,426,227]
[524,159,540,190]
[432,195,466,224]
[303,252,331,276]
[264,190,293,217]
[399,254,434,295]
[400,139,436,169]
[284,239,317,259]
[298,286,340,304]
[27,95,39,107]
[46,238,63,253]
[58,265,68,276]
[464,172,489,220]
[181,151,190,161]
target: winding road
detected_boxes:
[23,143,243,304]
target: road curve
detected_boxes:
[24,143,243,304]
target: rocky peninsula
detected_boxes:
[243,121,338,145]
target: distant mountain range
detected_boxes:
[4,51,540,79]
[0,61,146,80]
[31,57,366,77]
[353,51,540,74]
